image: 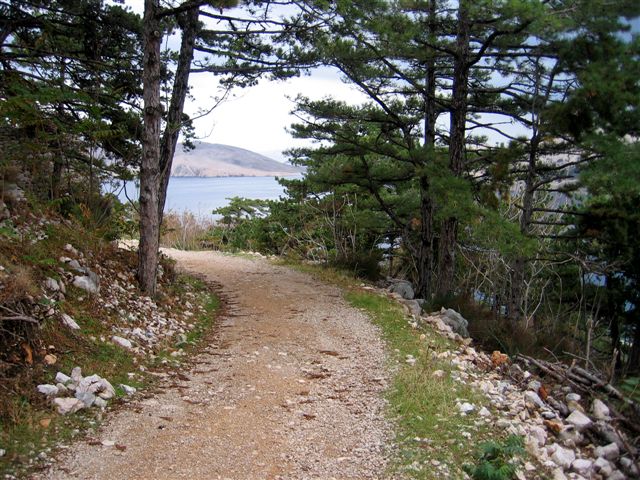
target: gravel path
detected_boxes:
[40,250,392,479]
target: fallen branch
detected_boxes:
[0,315,38,324]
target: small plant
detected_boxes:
[463,435,525,480]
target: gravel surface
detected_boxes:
[39,250,392,479]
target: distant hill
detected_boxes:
[171,142,302,177]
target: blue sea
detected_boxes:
[110,176,299,217]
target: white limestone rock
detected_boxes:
[53,397,85,415]
[591,398,610,420]
[565,410,592,430]
[60,313,80,330]
[595,442,620,461]
[572,459,593,475]
[111,335,133,349]
[37,384,58,396]
[550,444,576,469]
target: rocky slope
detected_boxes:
[171,142,302,177]
[383,283,640,480]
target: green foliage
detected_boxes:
[463,436,525,480]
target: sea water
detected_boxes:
[109,176,299,217]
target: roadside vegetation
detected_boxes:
[0,205,220,478]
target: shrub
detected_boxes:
[463,435,525,480]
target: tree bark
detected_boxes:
[436,0,469,298]
[157,7,200,225]
[138,0,162,295]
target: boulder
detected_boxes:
[593,457,613,476]
[402,299,423,317]
[53,397,85,415]
[441,308,470,338]
[60,313,80,330]
[388,280,414,300]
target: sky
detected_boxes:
[120,0,364,162]
[185,69,366,161]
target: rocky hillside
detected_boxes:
[0,201,219,478]
[171,143,302,177]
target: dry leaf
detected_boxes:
[39,418,51,428]
[115,444,127,451]
[21,342,33,364]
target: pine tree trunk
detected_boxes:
[138,0,162,295]
[437,0,469,298]
[157,7,199,225]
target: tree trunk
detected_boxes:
[157,7,200,225]
[437,0,469,298]
[415,0,437,301]
[138,0,162,295]
[508,135,538,323]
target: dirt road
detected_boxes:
[42,250,391,479]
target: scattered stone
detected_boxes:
[457,402,475,415]
[111,335,133,349]
[619,457,640,477]
[595,442,620,461]
[478,406,491,417]
[55,372,72,384]
[61,313,80,330]
[101,440,115,447]
[71,367,83,383]
[527,425,547,447]
[551,468,568,480]
[565,410,592,430]
[43,354,57,365]
[67,259,84,272]
[0,448,5,458]
[432,370,445,379]
[75,391,96,408]
[566,393,581,402]
[44,277,60,292]
[53,397,85,415]
[591,399,610,420]
[73,271,100,294]
[524,390,546,409]
[63,244,79,256]
[550,444,576,469]
[571,458,592,475]
[120,384,136,396]
[593,457,613,476]
[37,384,59,396]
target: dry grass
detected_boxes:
[160,210,215,250]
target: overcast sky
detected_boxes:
[185,69,367,161]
